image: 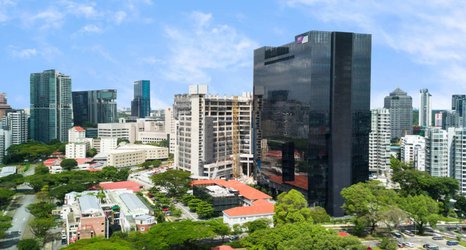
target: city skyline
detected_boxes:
[1,1,466,110]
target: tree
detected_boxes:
[341,180,399,234]
[61,159,78,171]
[0,216,12,239]
[0,188,14,207]
[240,222,364,250]
[455,195,466,218]
[150,140,169,148]
[244,218,271,233]
[29,217,57,245]
[196,201,214,219]
[308,206,331,224]
[188,198,202,212]
[151,170,191,197]
[0,174,24,189]
[400,195,439,234]
[274,189,313,225]
[181,194,195,205]
[18,239,40,250]
[63,237,134,250]
[86,148,97,157]
[380,206,407,231]
[379,237,397,250]
[27,202,56,218]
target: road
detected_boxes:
[398,234,466,250]
[174,202,199,221]
[1,194,35,250]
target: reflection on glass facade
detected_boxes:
[253,31,371,216]
[72,89,117,127]
[30,69,73,143]
[131,80,151,118]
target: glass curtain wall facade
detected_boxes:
[72,89,117,127]
[131,80,151,118]
[30,69,73,143]
[253,31,371,216]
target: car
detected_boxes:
[432,235,443,240]
[392,232,402,238]
[446,240,459,246]
[403,242,414,247]
[403,230,415,236]
[422,244,439,250]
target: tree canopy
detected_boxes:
[3,141,65,164]
[60,159,78,171]
[240,222,365,250]
[400,194,439,234]
[341,180,399,234]
[274,189,313,225]
[151,170,191,197]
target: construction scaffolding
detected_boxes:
[232,96,240,178]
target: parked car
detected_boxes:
[446,240,459,246]
[403,230,415,236]
[403,242,414,247]
[431,236,443,240]
[392,231,402,238]
[422,244,439,250]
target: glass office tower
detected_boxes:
[253,31,371,216]
[30,69,73,143]
[72,89,117,127]
[131,80,151,118]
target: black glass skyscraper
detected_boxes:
[72,89,117,127]
[131,80,151,118]
[253,31,371,216]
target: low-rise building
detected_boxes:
[191,179,274,227]
[107,149,146,168]
[0,166,16,178]
[62,192,106,244]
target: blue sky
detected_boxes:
[1,0,465,110]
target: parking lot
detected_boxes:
[396,234,466,249]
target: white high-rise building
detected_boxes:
[369,108,391,175]
[65,143,87,159]
[165,107,176,154]
[448,128,466,196]
[0,109,28,163]
[425,127,448,177]
[68,126,86,143]
[419,89,432,127]
[174,85,253,179]
[400,135,426,171]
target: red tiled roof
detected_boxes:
[191,179,271,201]
[75,158,93,165]
[269,174,308,191]
[43,158,62,167]
[223,199,274,217]
[72,126,86,132]
[211,246,235,250]
[98,181,142,192]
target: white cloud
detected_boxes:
[282,0,466,109]
[79,24,102,34]
[60,0,98,18]
[23,8,65,30]
[162,11,258,84]
[114,11,127,25]
[9,47,37,58]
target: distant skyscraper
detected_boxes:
[452,94,466,127]
[254,31,371,216]
[30,69,73,143]
[425,127,448,177]
[0,93,12,120]
[72,89,117,126]
[369,109,391,176]
[384,88,413,139]
[448,127,466,196]
[419,89,432,127]
[131,80,151,118]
